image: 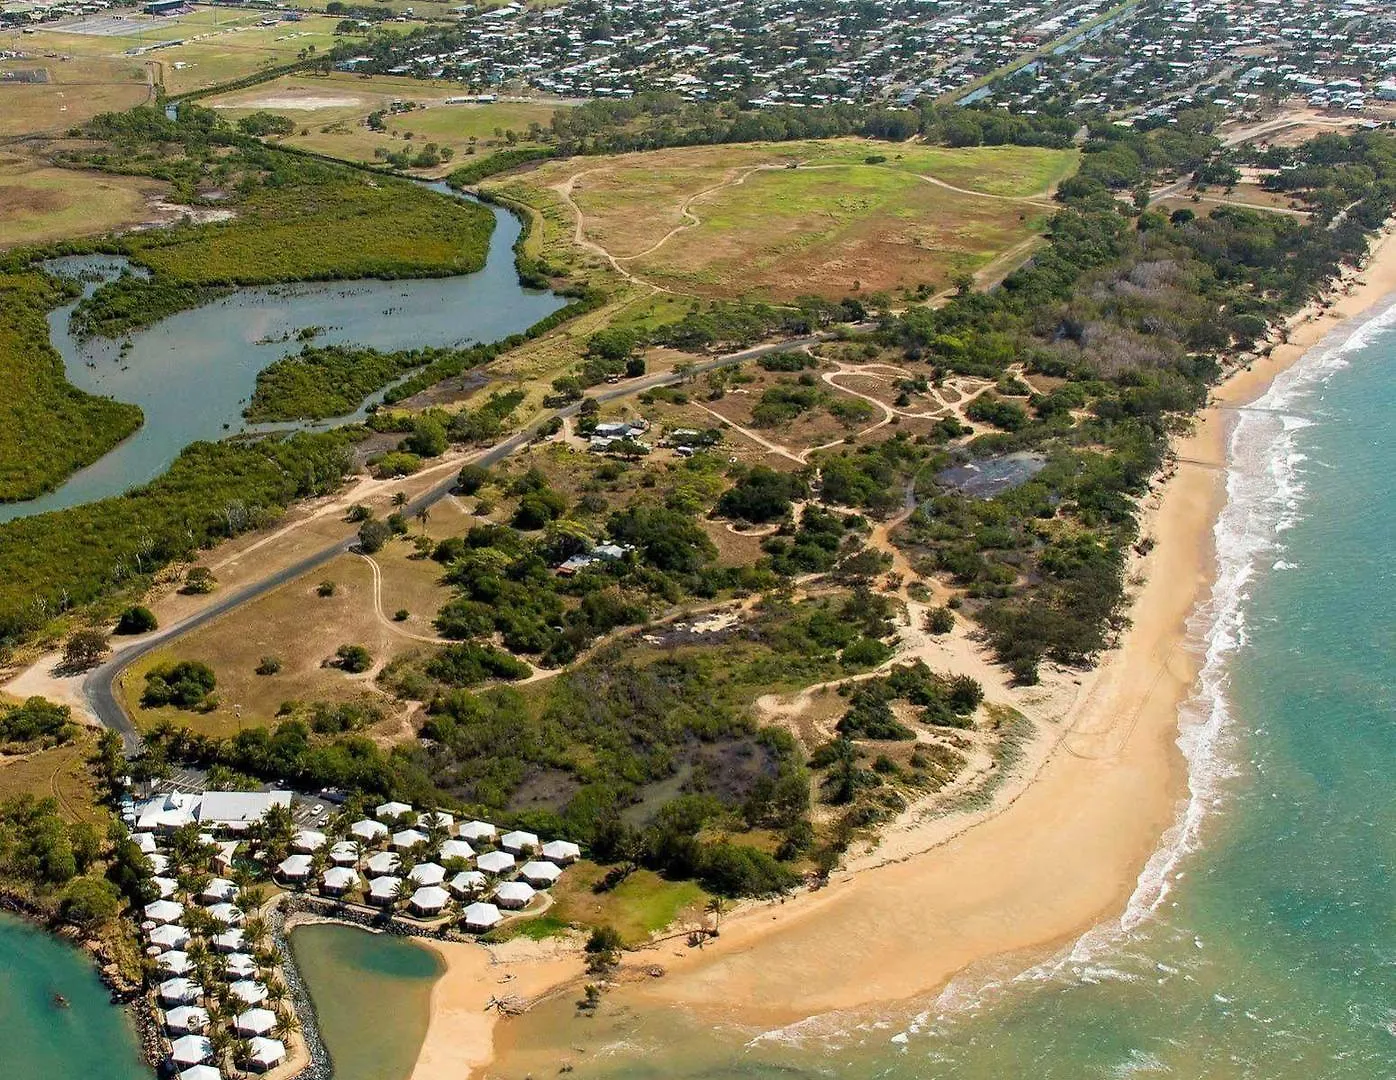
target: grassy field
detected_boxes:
[499,140,1074,301]
[0,151,164,248]
[204,73,564,172]
[549,862,708,945]
[0,55,152,136]
[0,736,102,824]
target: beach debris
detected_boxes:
[486,994,528,1016]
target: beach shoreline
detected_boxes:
[405,221,1396,1076]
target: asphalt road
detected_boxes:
[82,331,829,753]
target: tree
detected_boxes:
[586,327,638,363]
[60,877,121,930]
[392,491,409,509]
[358,518,391,554]
[114,605,158,634]
[62,629,109,672]
[335,644,372,673]
[456,464,489,495]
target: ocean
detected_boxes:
[489,300,1396,1079]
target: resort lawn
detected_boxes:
[549,862,709,946]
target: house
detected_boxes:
[169,1034,214,1067]
[418,810,454,830]
[213,929,245,954]
[329,840,359,866]
[392,828,429,851]
[157,950,193,976]
[520,860,563,887]
[350,819,389,843]
[500,830,540,855]
[199,878,237,904]
[133,832,158,855]
[409,862,446,887]
[541,840,581,865]
[457,820,496,843]
[152,876,178,899]
[159,977,200,1006]
[366,850,401,876]
[178,1067,221,1080]
[206,902,243,927]
[368,875,403,906]
[376,800,413,821]
[212,841,239,875]
[226,954,258,979]
[230,980,268,1006]
[147,852,170,875]
[463,901,502,931]
[144,899,184,924]
[476,850,515,875]
[409,885,450,916]
[235,1007,277,1037]
[197,790,293,832]
[321,867,360,897]
[149,924,190,952]
[248,1036,287,1073]
[164,1005,209,1035]
[292,829,327,853]
[276,854,313,883]
[449,870,487,897]
[494,880,535,909]
[438,838,475,863]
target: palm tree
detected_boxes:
[705,896,726,932]
[416,506,431,532]
[273,1007,301,1042]
[392,491,408,509]
[266,977,288,1008]
[244,915,269,949]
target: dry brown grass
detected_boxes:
[0,736,102,823]
[0,56,151,136]
[0,150,165,248]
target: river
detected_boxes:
[1,188,565,523]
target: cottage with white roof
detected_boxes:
[144,899,184,924]
[409,862,446,886]
[520,860,563,887]
[494,880,536,909]
[159,977,200,1006]
[409,885,450,916]
[235,1007,277,1037]
[392,828,429,851]
[542,839,581,864]
[169,1034,213,1067]
[463,901,502,931]
[179,1066,221,1080]
[476,850,515,875]
[419,810,454,829]
[457,820,496,843]
[248,1036,287,1072]
[276,854,313,882]
[230,979,268,1006]
[213,929,245,953]
[438,838,475,863]
[226,954,258,978]
[366,850,400,876]
[149,924,190,951]
[329,840,360,865]
[164,1005,209,1035]
[368,875,403,905]
[199,877,237,904]
[205,902,242,927]
[449,870,487,897]
[500,830,539,855]
[376,801,413,821]
[157,950,193,976]
[292,829,327,853]
[350,818,389,843]
[321,867,360,897]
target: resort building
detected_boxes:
[292,829,327,853]
[476,850,515,875]
[520,860,563,887]
[169,1034,214,1068]
[494,880,535,910]
[199,877,237,904]
[152,876,178,899]
[149,924,190,951]
[541,839,581,864]
[368,875,403,905]
[276,853,313,883]
[230,980,269,1006]
[366,850,401,876]
[449,870,487,897]
[392,828,429,851]
[500,829,540,855]
[157,951,193,976]
[178,1066,221,1080]
[409,885,450,917]
[158,978,201,1007]
[408,861,446,887]
[375,800,413,821]
[212,929,245,953]
[248,1036,287,1072]
[205,902,243,927]
[226,954,258,978]
[147,853,170,875]
[438,838,475,863]
[163,1005,209,1035]
[234,1007,277,1037]
[321,866,360,896]
[457,820,496,843]
[196,790,293,832]
[144,899,184,924]
[463,901,502,931]
[350,818,389,843]
[418,810,454,829]
[329,840,360,865]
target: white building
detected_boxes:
[159,977,200,1006]
[376,800,413,821]
[235,1007,277,1037]
[329,840,360,866]
[157,950,193,976]
[292,829,327,853]
[500,830,540,855]
[418,810,454,830]
[366,850,400,876]
[164,1005,209,1035]
[276,854,313,882]
[368,875,403,906]
[494,880,536,909]
[213,929,245,954]
[170,1034,213,1067]
[350,818,389,843]
[149,924,190,952]
[457,820,496,843]
[248,1036,287,1072]
[449,870,487,897]
[438,838,475,863]
[199,877,237,904]
[408,862,446,887]
[409,885,450,916]
[230,980,268,1006]
[321,867,360,896]
[463,901,502,931]
[476,850,515,875]
[197,790,293,832]
[144,899,184,924]
[541,839,581,864]
[392,828,429,851]
[520,860,563,887]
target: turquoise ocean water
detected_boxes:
[494,301,1396,1079]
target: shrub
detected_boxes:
[316,580,336,597]
[358,519,391,554]
[394,609,410,622]
[456,464,490,495]
[181,566,217,594]
[115,605,158,634]
[142,660,216,709]
[927,606,955,634]
[335,644,372,673]
[255,656,282,676]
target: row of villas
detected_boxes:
[123,789,580,1078]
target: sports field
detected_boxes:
[0,56,152,136]
[507,141,1076,301]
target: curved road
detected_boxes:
[83,332,830,753]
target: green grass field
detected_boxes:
[0,152,163,248]
[550,862,708,945]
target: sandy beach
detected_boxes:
[409,222,1396,1073]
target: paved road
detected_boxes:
[83,332,829,753]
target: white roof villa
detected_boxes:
[350,818,389,842]
[235,1007,277,1037]
[213,929,245,953]
[199,877,237,903]
[133,832,158,854]
[134,792,199,832]
[230,979,268,1006]
[205,902,243,926]
[158,978,200,1006]
[329,840,360,865]
[418,810,454,829]
[500,830,540,855]
[542,840,581,864]
[149,924,190,951]
[163,1005,209,1035]
[409,885,450,916]
[520,860,563,887]
[276,854,313,881]
[438,838,475,862]
[197,790,293,831]
[226,954,258,978]
[292,829,327,853]
[322,867,360,895]
[157,951,193,975]
[368,875,403,905]
[463,901,502,931]
[449,870,487,897]
[147,853,170,875]
[179,1066,221,1080]
[392,828,429,851]
[169,1034,213,1067]
[476,850,515,875]
[366,850,400,875]
[457,820,496,842]
[494,880,535,909]
[144,899,184,924]
[408,862,446,887]
[248,1036,287,1072]
[376,800,413,820]
[152,876,178,899]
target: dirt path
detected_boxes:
[357,554,455,645]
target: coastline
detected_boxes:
[414,222,1396,1073]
